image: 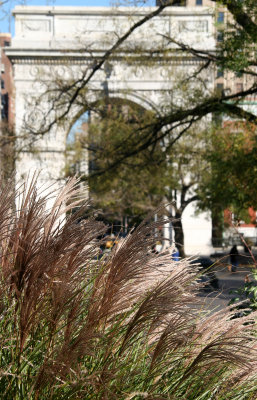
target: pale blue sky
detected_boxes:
[0,0,155,34]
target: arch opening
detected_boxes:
[65,96,154,176]
[65,96,161,231]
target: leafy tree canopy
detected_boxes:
[198,121,257,222]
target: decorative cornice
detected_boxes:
[12,5,215,18]
[7,53,206,66]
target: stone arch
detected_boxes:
[107,91,159,114]
[65,90,158,141]
[8,5,216,256]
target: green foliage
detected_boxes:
[217,0,257,73]
[230,268,257,317]
[70,101,168,220]
[0,176,257,399]
[198,122,257,221]
[67,102,212,256]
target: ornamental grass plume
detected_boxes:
[0,175,256,399]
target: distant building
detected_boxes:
[156,1,213,7]
[0,33,15,181]
[0,33,14,126]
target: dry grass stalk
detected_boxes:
[0,176,256,399]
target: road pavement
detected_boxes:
[198,258,256,313]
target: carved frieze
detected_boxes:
[25,107,45,128]
[178,20,208,33]
[21,19,51,32]
[30,65,40,76]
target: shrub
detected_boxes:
[0,175,256,399]
[230,268,257,317]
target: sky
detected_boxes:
[0,0,155,34]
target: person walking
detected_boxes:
[229,245,239,272]
[172,246,180,261]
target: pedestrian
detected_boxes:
[172,246,180,261]
[229,245,239,272]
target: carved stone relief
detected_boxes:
[22,19,51,32]
[178,20,208,33]
[30,65,40,77]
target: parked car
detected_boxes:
[190,256,219,291]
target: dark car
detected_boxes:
[190,256,219,291]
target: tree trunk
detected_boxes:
[211,208,223,247]
[173,216,185,258]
